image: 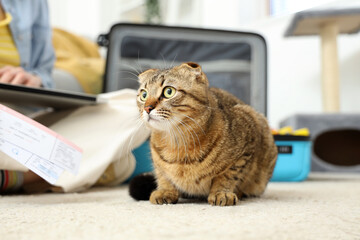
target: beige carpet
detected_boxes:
[1,173,360,240]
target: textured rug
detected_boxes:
[1,173,360,240]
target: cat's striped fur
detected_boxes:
[136,62,277,206]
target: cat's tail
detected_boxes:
[129,172,157,200]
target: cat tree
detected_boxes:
[285,6,360,112]
[283,5,360,172]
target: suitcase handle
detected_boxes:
[97,34,109,47]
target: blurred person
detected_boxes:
[0,0,55,193]
[0,1,135,195]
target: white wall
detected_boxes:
[48,0,268,38]
[49,0,100,39]
[48,0,144,39]
[47,0,360,127]
[240,14,360,127]
[161,0,268,29]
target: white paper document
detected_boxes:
[0,104,82,184]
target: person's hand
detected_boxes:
[0,66,42,88]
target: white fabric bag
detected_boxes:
[0,89,150,192]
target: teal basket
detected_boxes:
[127,141,153,182]
[270,135,311,182]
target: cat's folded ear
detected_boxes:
[180,62,202,75]
[180,62,209,85]
[138,68,157,83]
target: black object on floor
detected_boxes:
[129,173,157,201]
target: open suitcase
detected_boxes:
[98,23,267,114]
[98,23,308,182]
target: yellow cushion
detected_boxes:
[52,28,105,94]
[0,13,20,67]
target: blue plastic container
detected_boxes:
[270,135,311,182]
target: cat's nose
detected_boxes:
[144,105,155,114]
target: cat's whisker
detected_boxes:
[104,116,136,164]
[117,70,140,82]
[170,53,178,69]
[159,117,173,145]
[117,77,141,84]
[163,121,172,147]
[165,120,176,150]
[169,118,189,161]
[136,51,144,73]
[118,77,139,82]
[125,118,145,156]
[176,116,202,152]
[184,119,202,154]
[122,62,141,75]
[117,69,139,78]
[160,52,167,70]
[177,113,206,135]
[172,117,198,156]
[131,118,145,143]
[166,119,180,162]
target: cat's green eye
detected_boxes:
[140,89,148,101]
[163,87,176,99]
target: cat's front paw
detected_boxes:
[208,192,238,206]
[150,190,179,205]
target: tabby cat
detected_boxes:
[136,62,277,206]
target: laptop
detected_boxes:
[0,83,99,109]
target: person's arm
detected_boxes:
[0,0,55,88]
[26,0,55,88]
